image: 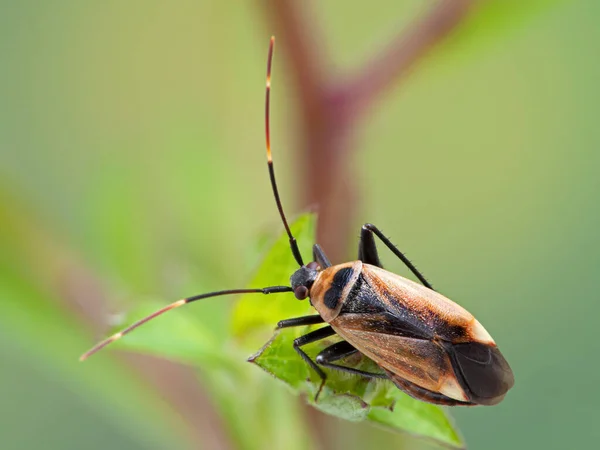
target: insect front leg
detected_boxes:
[292,326,336,402]
[315,341,388,380]
[277,315,324,329]
[358,223,433,289]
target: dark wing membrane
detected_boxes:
[446,341,515,405]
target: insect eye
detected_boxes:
[294,286,309,300]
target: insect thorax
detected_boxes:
[309,261,362,322]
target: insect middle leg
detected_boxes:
[358,223,433,289]
[285,325,336,402]
[277,318,386,400]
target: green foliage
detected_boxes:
[115,213,463,449]
[250,330,463,447]
[0,1,595,448]
[0,189,190,449]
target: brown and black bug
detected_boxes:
[80,37,514,407]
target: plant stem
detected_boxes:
[264,0,476,263]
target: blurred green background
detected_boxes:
[1,1,598,449]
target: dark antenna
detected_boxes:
[79,286,292,361]
[265,36,305,267]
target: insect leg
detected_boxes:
[313,244,332,268]
[277,315,324,329]
[316,341,388,379]
[358,224,382,267]
[385,370,474,406]
[359,223,433,289]
[293,326,336,401]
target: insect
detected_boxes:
[81,36,514,407]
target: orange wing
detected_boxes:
[331,316,469,402]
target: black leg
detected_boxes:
[313,244,332,268]
[358,226,382,267]
[293,326,336,401]
[277,315,324,329]
[315,341,388,379]
[358,223,433,290]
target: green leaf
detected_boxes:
[0,188,190,448]
[108,212,463,448]
[368,395,463,449]
[230,213,317,351]
[109,214,317,450]
[233,213,465,449]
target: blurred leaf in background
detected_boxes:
[1,0,598,450]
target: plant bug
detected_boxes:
[80,36,514,407]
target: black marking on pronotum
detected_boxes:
[323,267,353,309]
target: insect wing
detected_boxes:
[360,265,489,343]
[331,320,469,403]
[330,265,513,404]
[443,340,514,405]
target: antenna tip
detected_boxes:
[270,36,275,44]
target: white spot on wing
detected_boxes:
[469,319,495,345]
[440,376,468,402]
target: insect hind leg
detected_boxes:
[358,224,382,268]
[316,341,388,380]
[313,244,332,268]
[359,223,433,290]
[385,369,475,406]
